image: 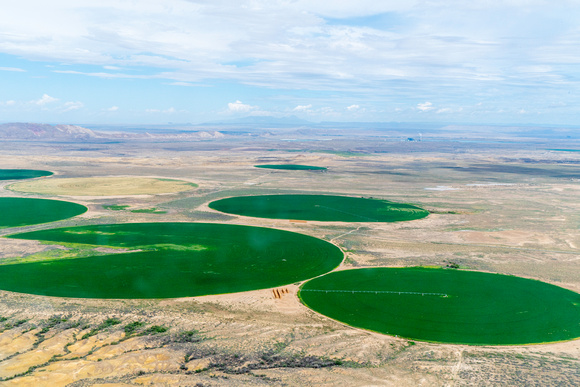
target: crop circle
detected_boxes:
[0,169,53,180]
[0,198,87,228]
[8,177,197,196]
[299,267,580,345]
[209,194,429,222]
[255,164,327,171]
[1,222,343,299]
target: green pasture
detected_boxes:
[255,164,327,171]
[0,198,87,228]
[1,222,343,299]
[103,204,129,211]
[299,267,580,345]
[130,208,167,214]
[0,169,53,180]
[103,204,166,213]
[209,195,429,222]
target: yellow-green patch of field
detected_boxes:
[8,177,197,196]
[0,242,129,266]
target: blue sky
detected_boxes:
[1,0,579,125]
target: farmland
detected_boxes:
[299,267,580,345]
[0,169,53,180]
[209,194,429,222]
[0,126,579,386]
[0,198,87,228]
[1,222,343,298]
[8,176,197,196]
[254,164,327,170]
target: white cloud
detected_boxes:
[293,104,312,111]
[346,104,360,111]
[33,94,59,106]
[3,94,85,113]
[0,67,25,72]
[317,106,339,117]
[290,1,419,18]
[106,106,119,111]
[53,70,146,79]
[61,101,84,112]
[1,1,579,123]
[247,110,275,117]
[417,102,434,112]
[145,107,178,114]
[2,0,576,93]
[548,101,566,108]
[436,107,463,114]
[228,100,257,113]
[168,81,196,87]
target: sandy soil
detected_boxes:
[0,135,578,386]
[7,177,197,196]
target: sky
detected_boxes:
[1,0,579,125]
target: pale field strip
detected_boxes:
[427,241,580,255]
[301,289,448,297]
[354,234,580,255]
[7,177,196,196]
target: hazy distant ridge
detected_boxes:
[0,123,225,140]
[0,123,98,140]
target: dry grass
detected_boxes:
[7,177,197,196]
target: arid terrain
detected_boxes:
[0,123,578,386]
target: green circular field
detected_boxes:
[209,195,429,222]
[0,169,53,180]
[1,223,343,299]
[0,198,87,228]
[255,164,327,171]
[299,267,580,345]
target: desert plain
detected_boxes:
[0,123,578,386]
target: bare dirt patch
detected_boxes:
[7,177,197,196]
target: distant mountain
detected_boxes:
[0,123,226,141]
[0,123,98,140]
[440,125,580,139]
